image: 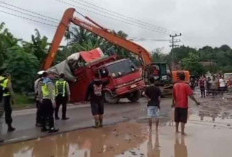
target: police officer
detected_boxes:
[1,73,15,132]
[0,75,5,142]
[40,72,58,133]
[34,71,44,127]
[55,73,70,120]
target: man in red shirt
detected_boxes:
[172,72,200,135]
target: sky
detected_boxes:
[0,0,232,53]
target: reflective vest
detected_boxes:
[42,83,50,98]
[42,82,55,98]
[1,78,10,96]
[55,79,67,97]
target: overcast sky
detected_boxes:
[0,0,232,53]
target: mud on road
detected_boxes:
[1,93,232,157]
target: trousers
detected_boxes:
[40,99,54,129]
[3,96,13,125]
[36,100,42,124]
[55,95,68,119]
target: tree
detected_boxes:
[0,22,19,71]
[182,52,206,77]
[152,48,168,62]
[22,29,49,65]
[4,46,39,93]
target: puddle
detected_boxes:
[0,122,147,157]
[1,94,232,157]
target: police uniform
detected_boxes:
[1,75,15,132]
[0,76,5,142]
[41,77,58,132]
[55,78,70,120]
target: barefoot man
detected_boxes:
[172,72,200,135]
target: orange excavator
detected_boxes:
[43,8,189,86]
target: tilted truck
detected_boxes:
[43,8,189,102]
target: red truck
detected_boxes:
[43,8,165,103]
[69,52,144,103]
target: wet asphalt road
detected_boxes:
[0,98,173,145]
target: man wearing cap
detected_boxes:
[34,71,44,127]
[40,72,59,133]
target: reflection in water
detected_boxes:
[175,135,188,157]
[147,130,160,157]
[0,122,145,157]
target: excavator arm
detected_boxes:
[43,8,153,70]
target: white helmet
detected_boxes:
[37,70,45,75]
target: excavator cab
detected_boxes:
[144,62,172,86]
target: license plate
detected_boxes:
[130,84,137,88]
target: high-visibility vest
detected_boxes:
[55,79,67,97]
[2,78,10,96]
[42,83,49,98]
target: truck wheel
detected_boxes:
[127,90,141,102]
[104,91,119,104]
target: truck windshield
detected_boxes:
[106,59,137,77]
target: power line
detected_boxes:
[170,33,182,70]
[56,0,169,34]
[67,0,172,34]
[0,1,59,22]
[0,4,59,24]
[65,0,169,34]
[0,9,57,28]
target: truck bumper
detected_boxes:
[115,80,145,96]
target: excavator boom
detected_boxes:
[43,8,153,70]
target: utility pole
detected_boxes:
[170,33,182,70]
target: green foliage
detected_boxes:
[5,46,39,93]
[0,24,43,93]
[182,52,206,77]
[152,48,168,62]
[22,29,49,64]
[57,27,139,65]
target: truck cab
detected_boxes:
[69,56,145,103]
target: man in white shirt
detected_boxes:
[219,76,226,96]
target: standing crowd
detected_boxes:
[0,71,203,143]
[196,75,227,98]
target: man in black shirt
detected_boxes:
[88,76,105,128]
[145,77,161,131]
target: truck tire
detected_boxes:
[127,90,141,102]
[104,91,119,104]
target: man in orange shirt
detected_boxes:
[172,72,200,135]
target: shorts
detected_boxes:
[175,108,188,123]
[91,101,104,115]
[147,106,159,118]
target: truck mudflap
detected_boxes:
[115,80,145,96]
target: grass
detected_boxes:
[13,93,35,110]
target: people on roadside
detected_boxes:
[218,75,226,97]
[172,72,200,135]
[40,72,59,133]
[210,75,218,97]
[0,73,15,132]
[88,74,107,128]
[0,75,5,142]
[206,77,211,96]
[189,77,195,90]
[55,73,70,120]
[34,71,44,127]
[145,77,161,131]
[199,76,206,98]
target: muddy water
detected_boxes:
[1,95,232,157]
[1,117,232,157]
